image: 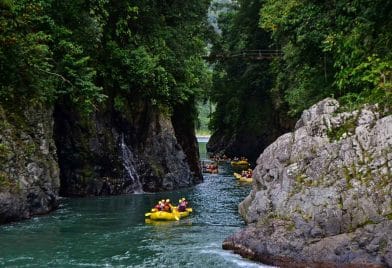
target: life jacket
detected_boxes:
[178,201,187,212]
[163,202,171,212]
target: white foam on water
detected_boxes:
[199,247,275,268]
[111,250,131,261]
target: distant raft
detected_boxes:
[239,177,253,183]
[233,172,242,180]
[204,167,218,174]
[145,208,193,221]
[233,172,253,183]
[230,160,250,168]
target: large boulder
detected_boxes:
[223,98,392,267]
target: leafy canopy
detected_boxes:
[260,0,392,115]
[0,0,213,115]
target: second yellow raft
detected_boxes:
[231,160,250,167]
[233,172,253,183]
[234,172,242,179]
[239,177,253,183]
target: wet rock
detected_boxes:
[54,99,201,196]
[224,98,392,267]
[0,105,60,224]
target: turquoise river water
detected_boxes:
[0,142,269,267]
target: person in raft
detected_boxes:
[240,156,248,162]
[178,198,188,212]
[154,200,165,211]
[163,199,172,212]
[154,201,163,211]
[241,170,247,177]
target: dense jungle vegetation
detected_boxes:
[0,0,212,116]
[1,0,391,138]
[210,0,391,135]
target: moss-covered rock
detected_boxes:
[0,105,60,224]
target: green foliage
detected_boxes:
[97,0,213,113]
[0,0,213,117]
[209,0,275,135]
[113,95,126,113]
[0,171,19,192]
[0,1,55,104]
[196,100,215,135]
[260,0,392,115]
[0,0,105,112]
[327,116,357,141]
[0,143,11,160]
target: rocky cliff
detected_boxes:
[172,101,202,181]
[0,105,60,224]
[0,97,201,222]
[54,99,201,196]
[223,98,392,267]
[207,97,293,164]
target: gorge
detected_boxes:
[1,0,391,267]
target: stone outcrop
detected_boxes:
[223,98,392,267]
[54,99,201,196]
[172,101,202,182]
[0,105,60,224]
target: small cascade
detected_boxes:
[120,134,143,193]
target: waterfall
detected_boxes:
[120,134,143,193]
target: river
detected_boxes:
[0,141,269,267]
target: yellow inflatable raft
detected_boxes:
[239,177,253,183]
[231,160,250,167]
[233,172,253,183]
[233,172,242,179]
[145,208,192,221]
[149,210,180,221]
[175,207,192,218]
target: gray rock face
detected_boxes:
[224,98,392,267]
[54,100,201,196]
[138,111,201,192]
[0,105,60,224]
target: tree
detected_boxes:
[260,0,392,115]
[0,0,214,118]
